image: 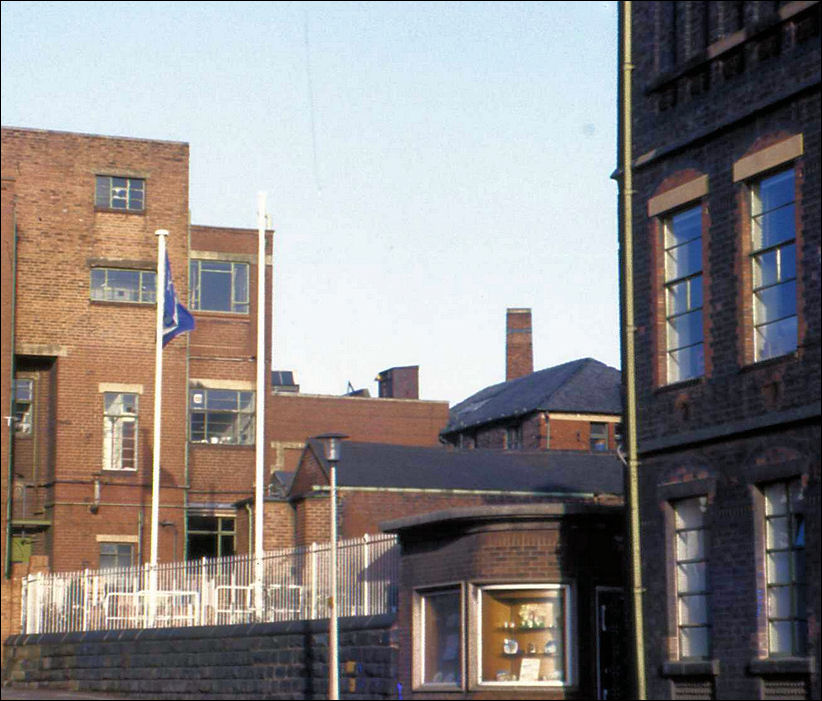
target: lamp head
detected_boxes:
[315,432,349,462]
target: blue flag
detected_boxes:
[162,252,195,347]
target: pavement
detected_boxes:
[1,688,130,700]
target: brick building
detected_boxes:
[618,2,820,699]
[441,310,622,453]
[0,126,448,647]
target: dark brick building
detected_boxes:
[618,2,820,699]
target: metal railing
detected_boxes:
[20,533,399,634]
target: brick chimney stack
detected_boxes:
[506,308,533,381]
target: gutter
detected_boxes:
[309,484,619,500]
[618,4,647,698]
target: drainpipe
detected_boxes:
[4,214,18,579]
[618,3,646,698]
[246,502,254,555]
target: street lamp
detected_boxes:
[315,433,348,701]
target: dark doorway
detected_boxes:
[596,587,627,700]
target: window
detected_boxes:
[13,378,33,436]
[190,389,255,445]
[103,393,138,471]
[189,260,249,314]
[664,205,704,383]
[91,268,156,304]
[505,424,523,450]
[763,479,806,656]
[99,542,134,570]
[95,175,145,211]
[477,584,572,686]
[590,422,608,451]
[673,496,710,659]
[187,515,235,560]
[417,588,462,687]
[751,169,797,361]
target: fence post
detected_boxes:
[82,569,90,632]
[363,533,370,616]
[34,572,43,634]
[310,542,318,620]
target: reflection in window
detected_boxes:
[190,389,255,445]
[764,479,806,655]
[100,542,134,570]
[13,379,34,436]
[103,393,138,471]
[478,585,571,686]
[189,260,249,314]
[419,588,462,687]
[590,422,608,451]
[95,176,145,211]
[91,268,156,304]
[664,205,704,382]
[751,169,797,361]
[673,496,710,659]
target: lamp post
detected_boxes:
[315,432,348,701]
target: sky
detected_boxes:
[1,1,620,407]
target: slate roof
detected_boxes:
[442,357,622,435]
[302,440,623,496]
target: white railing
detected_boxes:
[20,533,399,634]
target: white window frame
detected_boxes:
[189,388,255,445]
[663,204,704,383]
[102,392,138,471]
[95,175,145,211]
[90,267,156,304]
[189,259,250,314]
[673,496,711,659]
[413,584,465,691]
[474,583,574,688]
[750,168,797,362]
[763,479,807,656]
[13,378,34,436]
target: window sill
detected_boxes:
[190,442,254,449]
[748,656,815,676]
[662,659,720,678]
[94,206,145,215]
[654,376,704,394]
[740,350,799,373]
[90,299,154,307]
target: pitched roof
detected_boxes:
[442,357,622,435]
[302,439,623,496]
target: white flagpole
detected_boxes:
[254,194,266,618]
[150,229,168,618]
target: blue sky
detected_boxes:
[1,1,620,406]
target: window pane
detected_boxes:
[758,170,794,213]
[767,516,790,550]
[680,626,710,659]
[206,390,240,410]
[753,204,795,250]
[668,310,703,350]
[754,281,796,324]
[665,207,701,247]
[674,498,706,530]
[767,551,791,585]
[233,263,248,304]
[679,594,708,625]
[780,244,796,281]
[106,270,140,301]
[768,586,792,619]
[677,562,706,593]
[769,620,793,654]
[677,530,705,561]
[755,315,797,361]
[422,590,461,685]
[666,239,702,280]
[765,483,788,516]
[200,268,232,311]
[753,250,778,288]
[668,344,704,383]
[667,280,689,316]
[141,271,157,303]
[689,276,703,309]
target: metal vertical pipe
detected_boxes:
[618,3,646,698]
[255,193,266,618]
[329,466,339,700]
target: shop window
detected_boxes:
[477,584,572,686]
[416,587,462,688]
[189,388,255,445]
[673,496,711,658]
[590,422,608,451]
[103,393,138,471]
[663,205,704,383]
[99,542,134,570]
[91,267,156,304]
[763,479,806,655]
[13,378,34,436]
[750,169,797,361]
[189,259,249,314]
[95,175,145,211]
[187,515,235,560]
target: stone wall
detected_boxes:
[2,614,397,700]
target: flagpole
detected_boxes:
[150,229,168,617]
[254,194,266,619]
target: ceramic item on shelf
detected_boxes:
[503,638,518,655]
[544,639,557,655]
[527,643,536,654]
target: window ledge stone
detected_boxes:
[662,659,720,677]
[748,656,815,676]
